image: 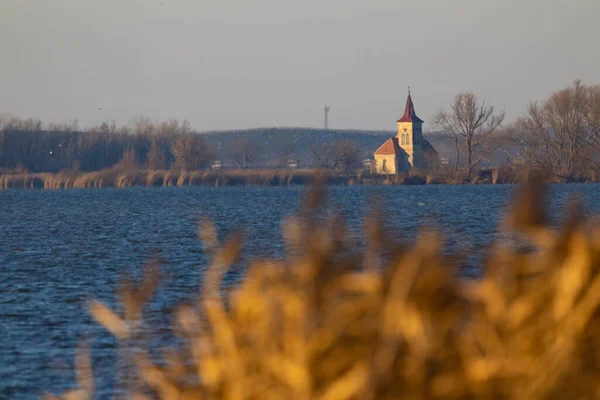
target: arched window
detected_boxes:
[406,134,410,144]
[401,134,405,145]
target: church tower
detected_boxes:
[396,89,425,170]
[373,89,437,175]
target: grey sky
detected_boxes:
[1,0,598,132]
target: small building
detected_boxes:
[211,160,223,170]
[374,91,438,174]
[286,159,299,169]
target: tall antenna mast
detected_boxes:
[324,106,330,130]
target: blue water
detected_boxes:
[0,184,597,399]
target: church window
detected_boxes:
[401,134,405,145]
[406,134,410,144]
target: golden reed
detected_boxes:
[1,165,523,190]
[0,168,332,189]
[46,173,600,399]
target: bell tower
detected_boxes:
[396,88,425,170]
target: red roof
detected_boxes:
[397,93,424,123]
[374,137,401,155]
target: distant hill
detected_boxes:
[201,127,458,167]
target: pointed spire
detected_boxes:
[397,89,424,123]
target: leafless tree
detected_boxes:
[585,84,600,145]
[332,140,361,172]
[170,134,214,170]
[146,140,166,170]
[311,140,360,172]
[2,117,43,131]
[311,143,337,170]
[433,92,505,178]
[48,120,79,132]
[513,80,600,178]
[156,118,192,138]
[97,120,118,134]
[276,141,295,167]
[129,116,155,136]
[229,139,260,169]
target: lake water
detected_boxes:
[1,184,599,399]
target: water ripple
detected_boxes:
[1,184,599,398]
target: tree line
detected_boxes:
[0,114,367,173]
[2,79,599,180]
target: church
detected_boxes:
[373,91,438,174]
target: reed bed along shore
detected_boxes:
[0,168,329,189]
[0,166,525,190]
[45,174,600,399]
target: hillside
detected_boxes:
[202,127,458,167]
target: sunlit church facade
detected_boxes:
[373,91,438,174]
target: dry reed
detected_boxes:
[1,167,524,191]
[491,168,499,184]
[44,172,600,399]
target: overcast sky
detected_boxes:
[1,0,598,132]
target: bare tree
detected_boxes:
[170,134,214,170]
[2,117,43,131]
[48,120,79,132]
[276,141,295,167]
[585,84,600,145]
[513,80,599,178]
[332,140,360,173]
[311,140,360,172]
[434,92,505,178]
[146,140,166,170]
[97,120,118,134]
[129,116,155,136]
[155,118,192,138]
[229,139,260,169]
[311,143,337,170]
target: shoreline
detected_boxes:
[0,167,525,190]
[3,166,595,190]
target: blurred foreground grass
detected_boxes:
[47,173,600,399]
